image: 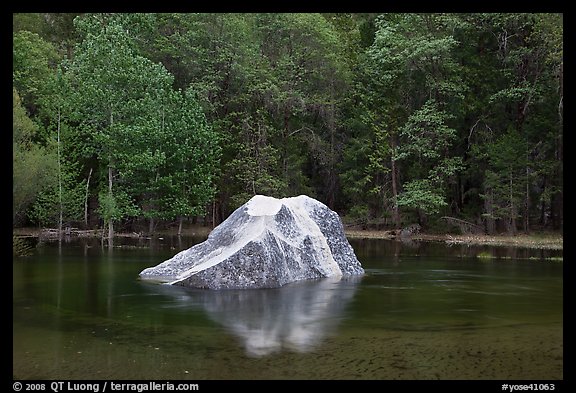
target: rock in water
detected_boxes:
[139,195,364,289]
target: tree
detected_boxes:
[13,88,58,227]
[477,130,528,235]
[139,13,353,216]
[12,30,60,120]
[134,88,221,234]
[139,13,276,216]
[13,20,85,231]
[63,14,219,241]
[464,13,563,233]
[353,13,466,225]
[13,13,82,58]
[255,13,353,209]
[396,100,463,216]
[11,12,562,235]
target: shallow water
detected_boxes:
[13,236,563,379]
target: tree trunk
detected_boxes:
[149,217,155,235]
[107,110,114,248]
[509,171,517,236]
[484,187,495,235]
[555,61,563,231]
[108,164,114,247]
[84,168,92,228]
[327,103,337,210]
[524,159,530,233]
[57,106,63,239]
[390,135,400,227]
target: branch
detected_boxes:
[287,126,316,138]
[468,118,481,149]
[468,117,493,148]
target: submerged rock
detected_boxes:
[139,195,364,289]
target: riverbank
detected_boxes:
[345,229,563,250]
[14,226,563,250]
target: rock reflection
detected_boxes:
[145,276,361,357]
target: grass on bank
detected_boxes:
[344,229,563,250]
[13,225,563,252]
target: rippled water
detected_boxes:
[13,236,563,379]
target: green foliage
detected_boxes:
[395,100,463,215]
[140,87,221,220]
[397,179,448,215]
[353,14,466,221]
[12,88,37,147]
[397,100,457,162]
[61,14,220,230]
[13,30,60,118]
[97,189,139,223]
[13,13,82,56]
[13,144,59,226]
[345,204,370,227]
[13,89,59,227]
[340,134,374,202]
[13,13,45,35]
[222,111,288,208]
[28,158,86,227]
[12,13,563,234]
[480,130,528,227]
[138,13,354,212]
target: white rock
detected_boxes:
[139,195,364,289]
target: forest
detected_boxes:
[12,13,563,238]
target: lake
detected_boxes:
[13,236,563,380]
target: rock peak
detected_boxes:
[246,195,283,216]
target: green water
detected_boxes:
[13,237,563,380]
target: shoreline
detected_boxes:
[344,229,563,250]
[13,226,563,251]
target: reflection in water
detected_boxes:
[143,276,362,357]
[13,239,562,379]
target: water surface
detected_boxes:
[13,236,563,379]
